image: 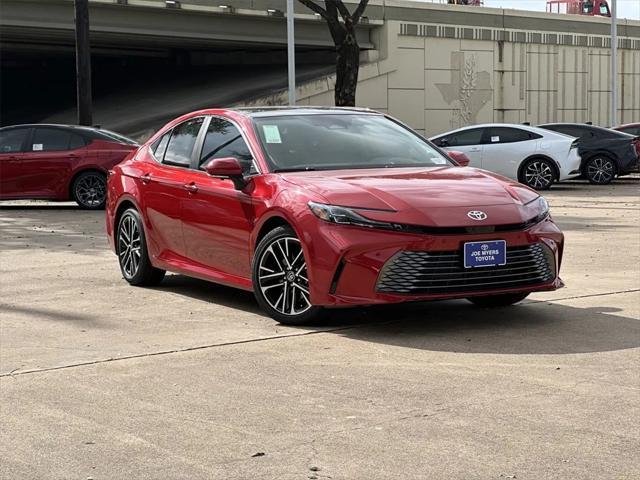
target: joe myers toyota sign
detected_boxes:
[464,240,507,268]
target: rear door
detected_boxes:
[138,116,205,261]
[432,127,486,167]
[0,127,31,197]
[21,127,87,197]
[180,116,257,280]
[481,127,540,179]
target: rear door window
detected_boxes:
[198,117,255,174]
[0,128,30,153]
[547,125,591,139]
[163,117,204,168]
[31,128,85,152]
[486,127,538,144]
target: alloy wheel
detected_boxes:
[524,160,554,189]
[586,157,615,184]
[118,214,142,279]
[257,236,311,316]
[75,173,106,207]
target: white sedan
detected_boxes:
[429,124,582,190]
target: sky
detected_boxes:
[482,0,640,20]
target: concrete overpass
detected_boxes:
[1,0,639,137]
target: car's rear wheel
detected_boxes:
[467,292,530,308]
[117,208,165,286]
[520,158,555,190]
[585,155,616,185]
[72,171,107,209]
[253,226,324,325]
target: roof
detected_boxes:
[429,123,556,139]
[232,106,382,118]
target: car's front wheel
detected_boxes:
[467,292,530,308]
[117,208,165,286]
[253,226,324,325]
[72,171,107,209]
[584,155,616,185]
[520,158,555,190]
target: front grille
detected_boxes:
[377,243,555,295]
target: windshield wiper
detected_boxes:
[273,167,317,173]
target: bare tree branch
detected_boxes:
[328,0,352,23]
[298,0,330,21]
[352,0,370,24]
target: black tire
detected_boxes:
[520,158,556,190]
[72,170,107,209]
[467,292,530,308]
[117,208,165,286]
[252,225,324,325]
[584,155,616,185]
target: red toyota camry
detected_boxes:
[106,108,564,324]
[0,124,138,209]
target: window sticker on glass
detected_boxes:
[262,125,282,144]
[491,136,500,143]
[33,144,43,151]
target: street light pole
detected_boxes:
[74,0,93,125]
[610,0,617,126]
[286,0,296,105]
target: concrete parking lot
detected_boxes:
[1,178,639,479]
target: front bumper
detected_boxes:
[302,217,564,306]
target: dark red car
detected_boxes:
[613,123,640,158]
[106,108,564,324]
[0,124,138,208]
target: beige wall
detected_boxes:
[240,17,639,137]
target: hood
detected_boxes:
[282,166,541,227]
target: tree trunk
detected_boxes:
[334,27,360,107]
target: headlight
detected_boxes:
[525,196,550,224]
[308,201,397,230]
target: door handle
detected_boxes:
[184,182,198,194]
[469,147,481,152]
[140,173,151,185]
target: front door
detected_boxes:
[181,116,257,280]
[138,116,205,261]
[437,127,485,168]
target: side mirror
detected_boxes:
[203,157,246,190]
[439,138,449,147]
[447,150,470,167]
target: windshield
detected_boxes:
[252,114,452,172]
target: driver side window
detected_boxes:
[198,117,255,175]
[441,128,485,147]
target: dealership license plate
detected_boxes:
[464,240,507,268]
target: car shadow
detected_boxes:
[0,204,81,210]
[150,274,265,316]
[152,275,640,355]
[323,299,640,355]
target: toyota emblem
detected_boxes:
[467,210,488,221]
